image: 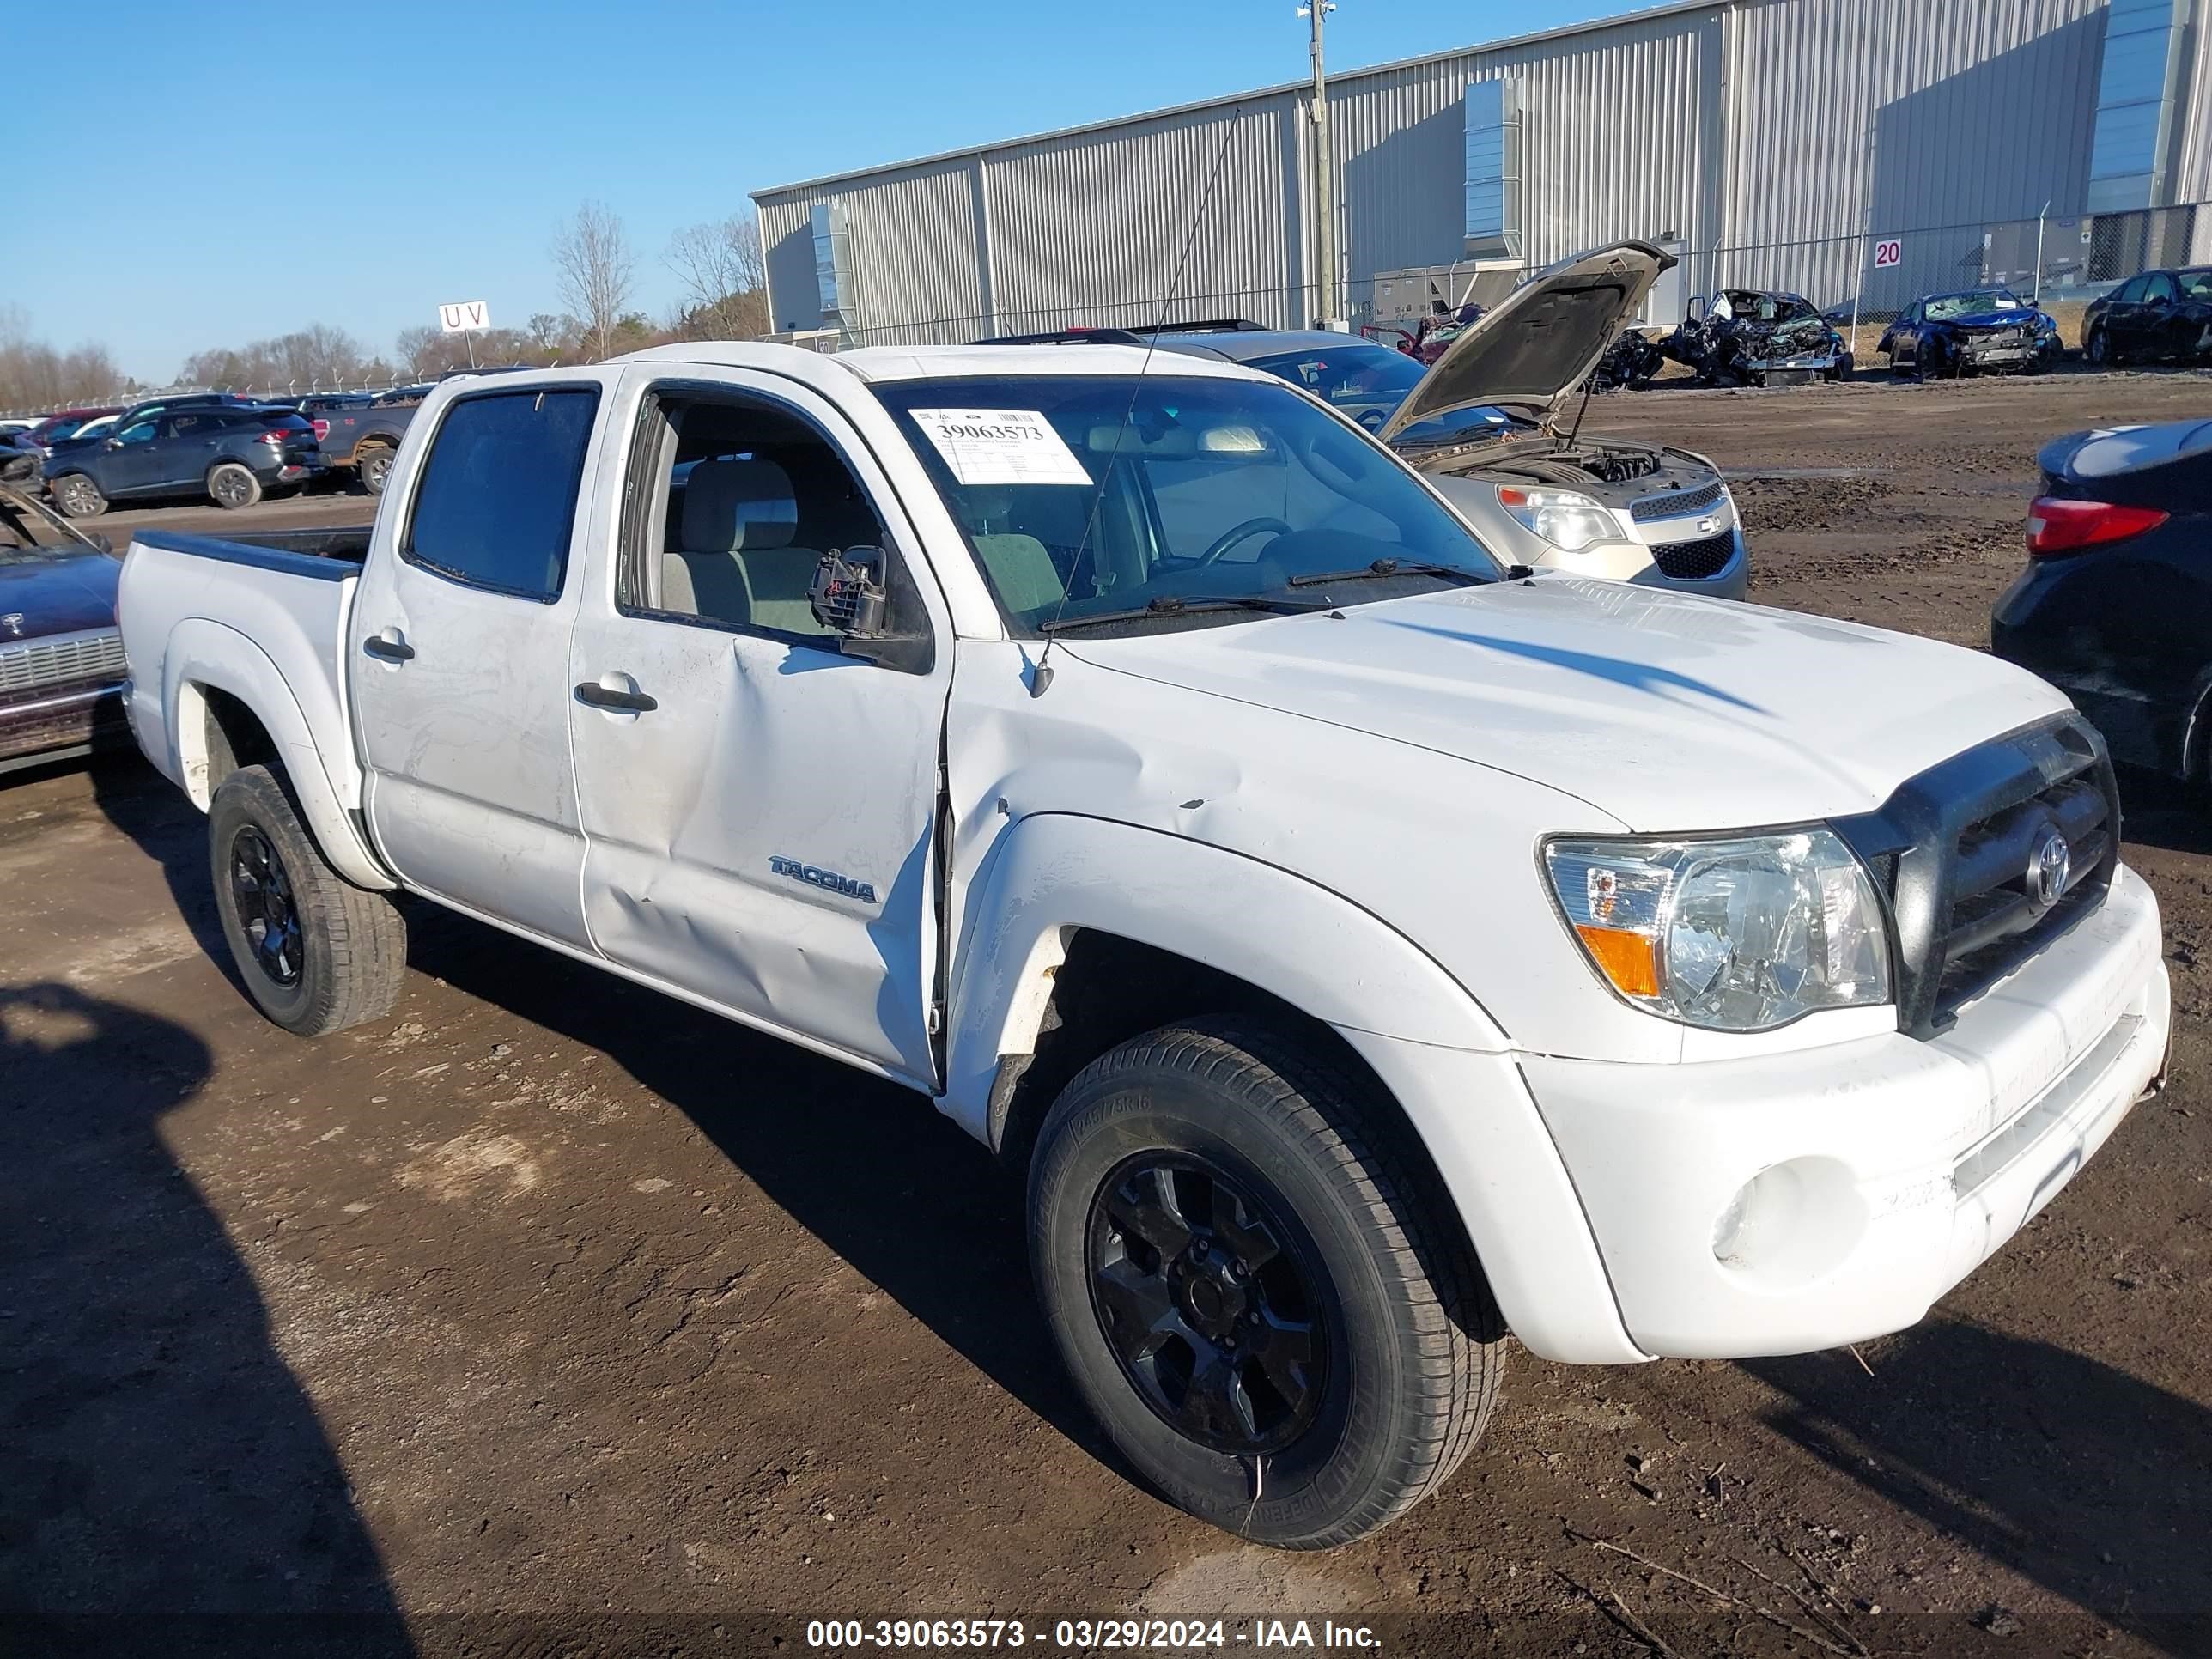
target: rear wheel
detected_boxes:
[208,764,407,1036]
[1027,1017,1504,1549]
[356,441,395,496]
[208,461,262,510]
[51,472,107,519]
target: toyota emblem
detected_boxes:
[2027,829,2071,912]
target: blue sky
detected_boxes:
[11,0,1618,382]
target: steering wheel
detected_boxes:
[1194,516,1293,567]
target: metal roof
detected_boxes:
[752,0,1730,201]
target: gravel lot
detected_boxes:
[5,368,2211,1657]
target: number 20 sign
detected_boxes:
[1873,239,1903,269]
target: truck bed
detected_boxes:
[118,524,372,838]
[133,525,372,574]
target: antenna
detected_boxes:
[1030,106,1246,697]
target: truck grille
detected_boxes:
[1629,479,1724,522]
[0,629,127,695]
[1833,715,2118,1036]
[1650,532,1735,579]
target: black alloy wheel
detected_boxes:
[228,824,302,988]
[1087,1152,1328,1456]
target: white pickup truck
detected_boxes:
[118,339,2169,1548]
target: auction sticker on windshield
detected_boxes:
[909,409,1092,487]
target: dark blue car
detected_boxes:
[1992,419,2212,781]
[1879,288,2062,377]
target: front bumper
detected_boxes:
[1522,863,2167,1358]
[0,680,131,773]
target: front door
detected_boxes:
[350,373,617,949]
[565,369,952,1085]
[99,418,167,497]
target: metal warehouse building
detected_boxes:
[754,0,2212,346]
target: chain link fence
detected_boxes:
[804,199,2210,358]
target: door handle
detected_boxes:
[574,681,658,713]
[362,635,415,662]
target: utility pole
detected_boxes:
[1299,1,1338,328]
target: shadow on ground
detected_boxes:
[1747,1322,2212,1655]
[404,903,1125,1479]
[0,980,410,1656]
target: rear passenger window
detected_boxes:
[404,387,599,601]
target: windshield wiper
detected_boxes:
[1285,557,1494,589]
[1038,593,1339,635]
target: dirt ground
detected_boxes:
[6,367,2212,1658]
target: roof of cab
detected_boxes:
[613,338,1271,386]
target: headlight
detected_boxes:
[1543,830,1891,1030]
[1495,485,1621,551]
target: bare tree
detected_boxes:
[0,307,128,411]
[664,211,769,340]
[551,200,635,362]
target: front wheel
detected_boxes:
[209,764,408,1036]
[1028,1018,1504,1549]
[51,472,108,519]
[2087,326,2113,368]
[208,461,262,510]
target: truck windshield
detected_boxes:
[874,374,1501,634]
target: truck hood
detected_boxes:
[1376,242,1671,443]
[0,549,119,638]
[1060,579,2069,832]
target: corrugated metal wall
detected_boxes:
[759,159,987,343]
[1712,0,2108,304]
[2175,1,2212,204]
[983,94,1304,335]
[757,0,2179,343]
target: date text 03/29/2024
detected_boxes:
[805,1619,1382,1650]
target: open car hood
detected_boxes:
[1376,241,1672,443]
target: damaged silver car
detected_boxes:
[1144,242,1749,600]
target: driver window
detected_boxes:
[627,392,890,641]
[116,421,156,446]
[2146,274,2178,304]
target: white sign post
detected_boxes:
[437,301,491,368]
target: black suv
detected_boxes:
[44,404,324,518]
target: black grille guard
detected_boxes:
[1830,714,2119,1038]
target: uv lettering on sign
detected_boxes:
[438,301,491,334]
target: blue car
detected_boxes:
[1879,287,2062,377]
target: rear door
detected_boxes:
[349,373,618,948]
[563,368,953,1085]
[154,410,226,487]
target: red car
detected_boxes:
[1361,302,1486,365]
[18,407,123,451]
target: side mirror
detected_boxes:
[105,437,124,449]
[811,545,890,637]
[809,545,933,674]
